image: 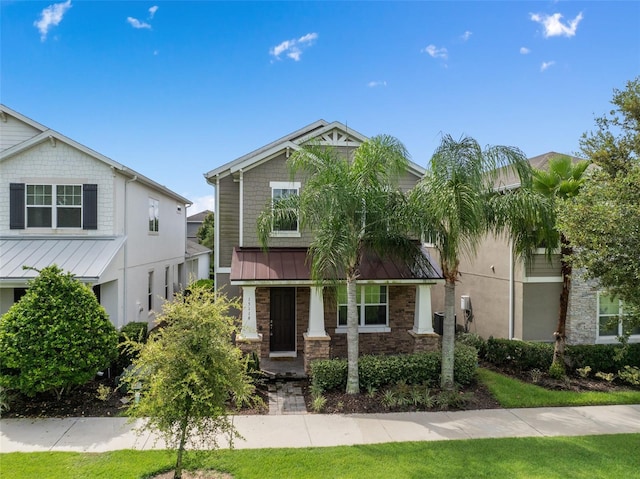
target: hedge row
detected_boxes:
[310,343,478,392]
[480,337,640,373]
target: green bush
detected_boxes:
[114,322,149,374]
[457,332,487,359]
[566,344,640,374]
[310,344,478,392]
[485,338,553,371]
[0,266,118,399]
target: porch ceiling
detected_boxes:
[230,246,443,283]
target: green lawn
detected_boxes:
[2,435,638,479]
[477,368,640,408]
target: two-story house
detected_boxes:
[0,104,193,329]
[205,120,444,372]
[434,151,639,345]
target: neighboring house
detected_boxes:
[437,151,639,345]
[185,209,213,283]
[0,104,194,329]
[205,120,443,371]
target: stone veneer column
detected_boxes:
[409,284,440,353]
[236,286,262,355]
[304,285,331,374]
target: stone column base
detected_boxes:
[408,330,441,353]
[236,334,263,358]
[303,333,331,375]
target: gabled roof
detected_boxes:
[495,151,587,191]
[0,104,192,206]
[187,210,213,222]
[204,120,425,181]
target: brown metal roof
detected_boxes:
[230,247,442,283]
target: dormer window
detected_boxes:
[270,181,300,237]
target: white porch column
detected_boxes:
[307,285,327,337]
[413,284,435,334]
[240,286,260,339]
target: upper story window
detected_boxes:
[148,198,159,233]
[10,183,98,231]
[270,181,300,237]
[598,293,640,341]
[337,284,389,330]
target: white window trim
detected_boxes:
[596,292,640,344]
[148,197,159,234]
[337,284,390,332]
[26,183,83,229]
[269,181,301,237]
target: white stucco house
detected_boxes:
[0,104,195,329]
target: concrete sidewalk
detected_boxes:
[2,404,639,453]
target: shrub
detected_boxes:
[566,344,640,374]
[618,366,640,386]
[310,344,477,393]
[485,338,553,371]
[0,266,118,399]
[549,361,566,379]
[114,322,149,374]
[457,332,487,359]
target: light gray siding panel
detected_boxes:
[0,116,41,151]
[526,254,561,277]
[219,175,239,268]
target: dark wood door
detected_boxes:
[270,288,296,352]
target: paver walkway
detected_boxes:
[267,380,307,414]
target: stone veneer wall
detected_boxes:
[255,287,271,357]
[566,271,599,344]
[326,285,416,358]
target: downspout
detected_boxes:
[214,176,220,292]
[124,175,138,326]
[509,240,514,340]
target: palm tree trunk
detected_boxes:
[346,276,360,394]
[440,280,456,390]
[553,235,572,366]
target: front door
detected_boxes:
[270,287,296,352]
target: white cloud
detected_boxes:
[530,12,584,38]
[541,61,556,72]
[367,81,387,88]
[461,31,472,41]
[149,6,158,19]
[422,44,448,59]
[520,47,530,54]
[187,195,215,215]
[34,0,72,41]
[127,17,151,29]
[270,32,318,61]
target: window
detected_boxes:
[270,181,300,236]
[148,198,159,232]
[598,293,640,340]
[337,284,388,329]
[148,271,154,311]
[21,184,92,229]
[164,266,170,299]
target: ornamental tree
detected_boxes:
[0,265,118,400]
[123,285,259,479]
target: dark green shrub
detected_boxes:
[566,343,640,374]
[310,344,477,392]
[114,322,148,374]
[485,338,553,371]
[548,360,566,379]
[0,266,118,399]
[456,332,487,359]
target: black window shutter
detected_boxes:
[83,184,98,230]
[9,183,25,229]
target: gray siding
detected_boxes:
[218,175,239,268]
[522,282,561,341]
[526,254,561,277]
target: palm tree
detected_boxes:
[258,135,423,394]
[408,135,542,390]
[531,155,590,368]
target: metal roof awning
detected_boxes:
[230,247,443,285]
[0,236,125,285]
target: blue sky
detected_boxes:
[2,1,638,213]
